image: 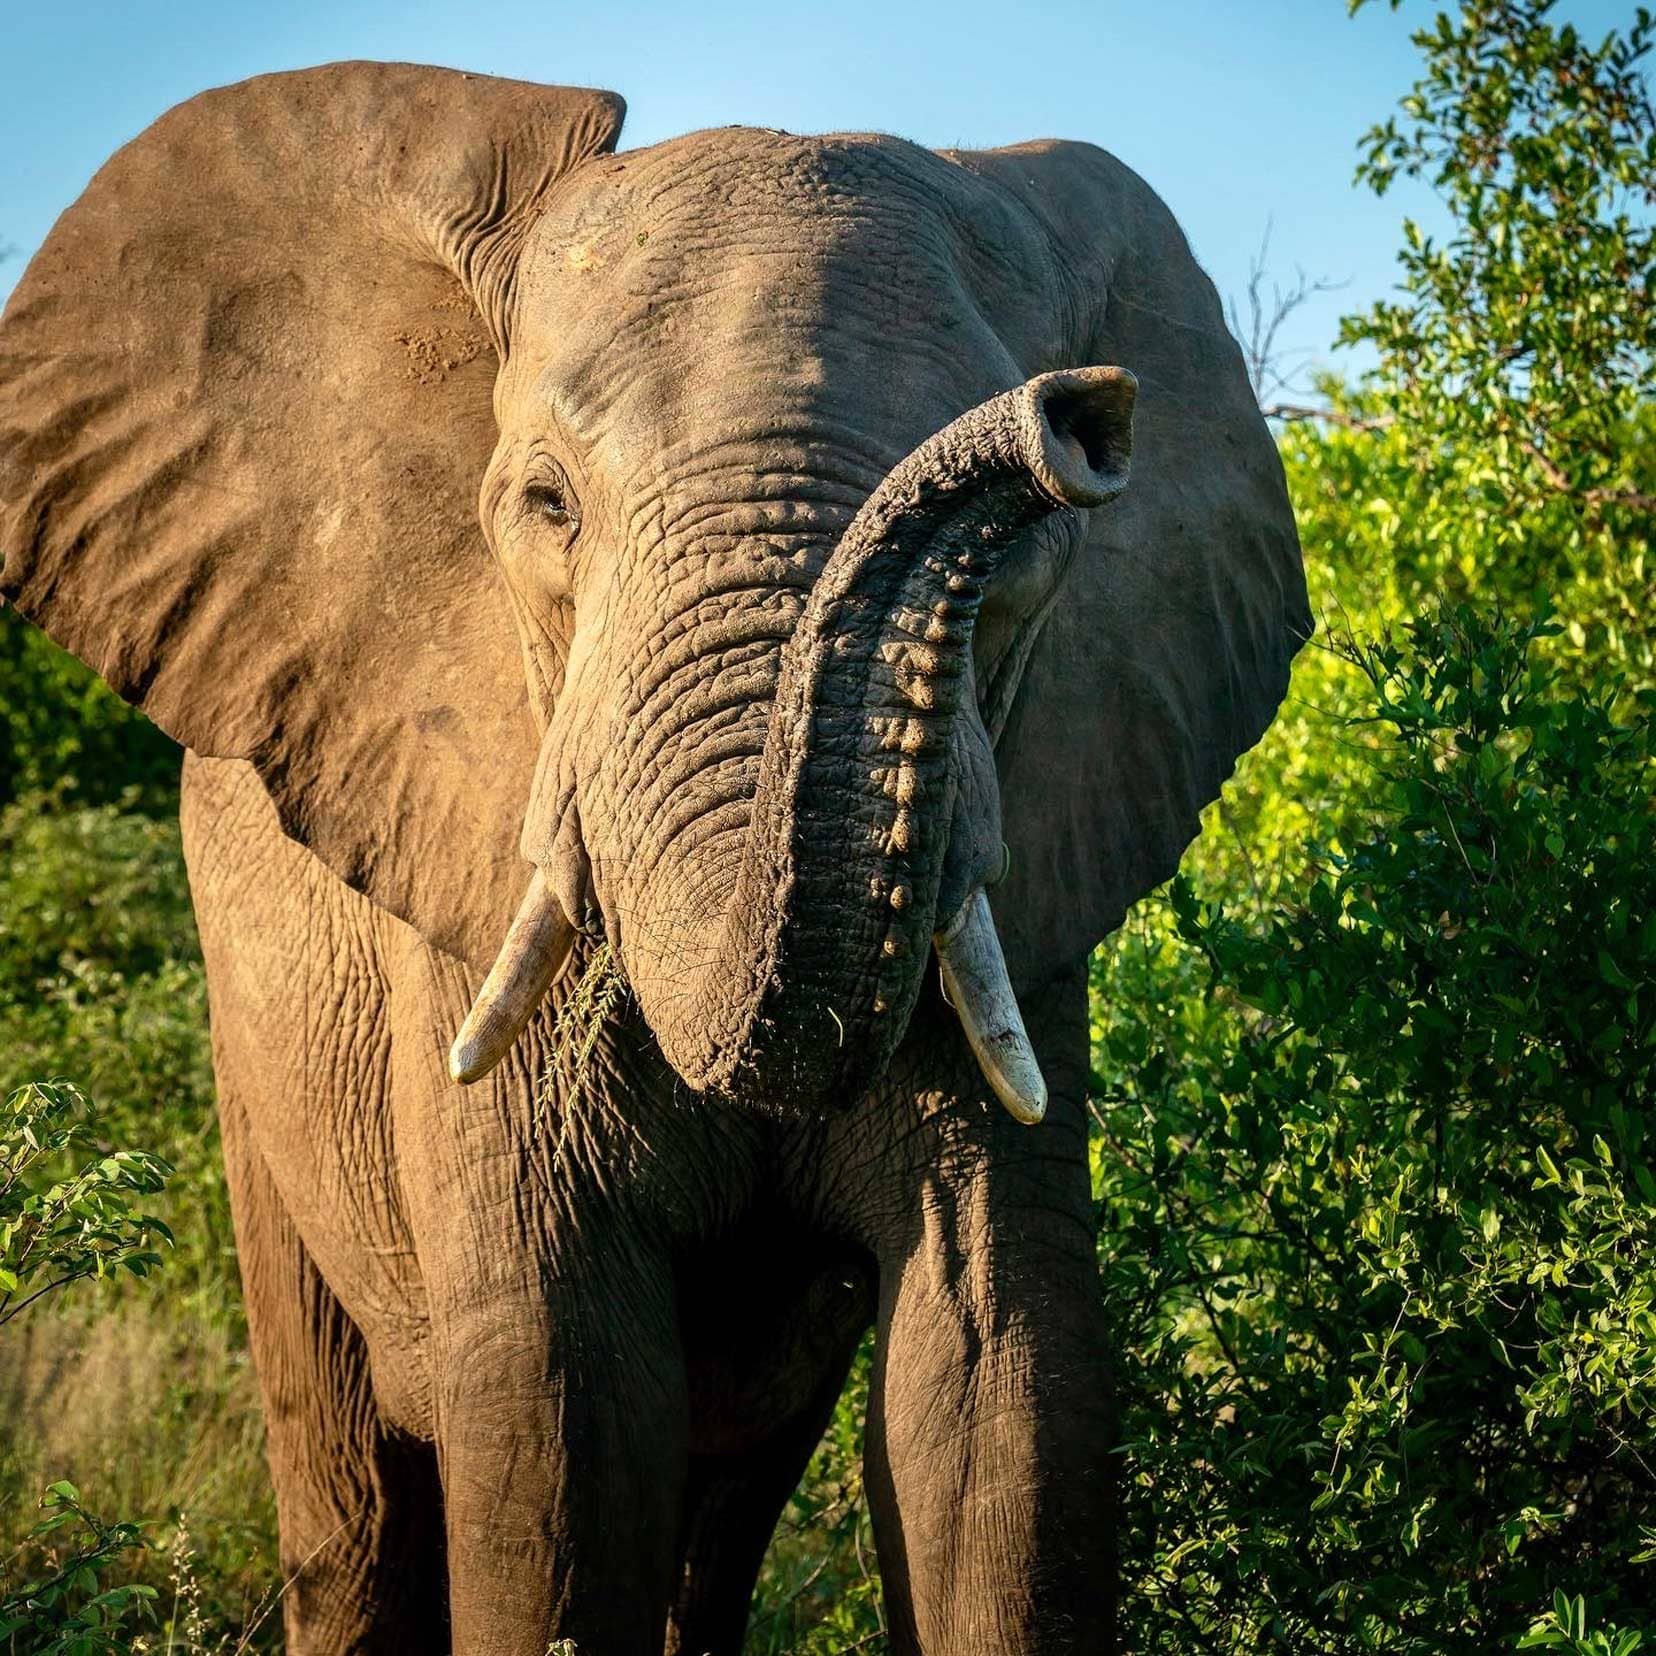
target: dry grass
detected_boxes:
[536,941,629,1130]
[0,1294,279,1644]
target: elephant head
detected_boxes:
[0,64,1307,1120]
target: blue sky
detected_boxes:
[0,0,1635,385]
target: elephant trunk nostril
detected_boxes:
[1026,366,1137,509]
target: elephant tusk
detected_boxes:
[449,868,578,1085]
[933,888,1047,1125]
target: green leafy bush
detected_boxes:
[1095,609,1655,1652]
[0,796,223,1312]
[0,1081,172,1323]
[0,1483,156,1656]
[0,1083,172,1653]
[1344,0,1654,529]
[0,683,269,1642]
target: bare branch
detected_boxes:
[1225,221,1349,407]
[1584,488,1656,516]
[1260,402,1394,432]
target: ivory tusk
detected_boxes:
[934,887,1048,1125]
[449,868,578,1085]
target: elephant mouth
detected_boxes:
[449,367,1136,1122]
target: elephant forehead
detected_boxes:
[537,127,969,259]
[506,130,1062,449]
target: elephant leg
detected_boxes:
[220,1088,447,1656]
[422,1251,688,1655]
[863,1235,1116,1655]
[847,967,1118,1655]
[665,1430,830,1656]
[667,1261,872,1656]
[392,1018,692,1650]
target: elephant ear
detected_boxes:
[0,63,624,969]
[945,140,1311,979]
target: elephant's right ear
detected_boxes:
[0,63,623,969]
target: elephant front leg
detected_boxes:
[220,1089,449,1656]
[429,1259,689,1656]
[846,974,1117,1654]
[865,1172,1117,1653]
[400,949,710,1655]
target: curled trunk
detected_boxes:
[659,366,1134,1107]
[456,366,1134,1110]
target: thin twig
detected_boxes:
[1260,402,1395,432]
[1225,221,1348,406]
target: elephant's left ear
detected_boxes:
[942,140,1312,978]
[0,63,624,970]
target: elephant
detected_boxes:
[0,61,1307,1655]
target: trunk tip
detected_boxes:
[1025,365,1136,510]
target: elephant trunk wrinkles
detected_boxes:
[660,367,1135,1108]
[453,367,1134,1104]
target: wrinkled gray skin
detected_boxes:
[0,64,1307,1656]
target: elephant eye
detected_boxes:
[524,478,578,532]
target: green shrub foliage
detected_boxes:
[1345,0,1654,528]
[0,608,178,817]
[0,1081,172,1321]
[0,1481,157,1655]
[0,1084,173,1652]
[1095,611,1656,1650]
